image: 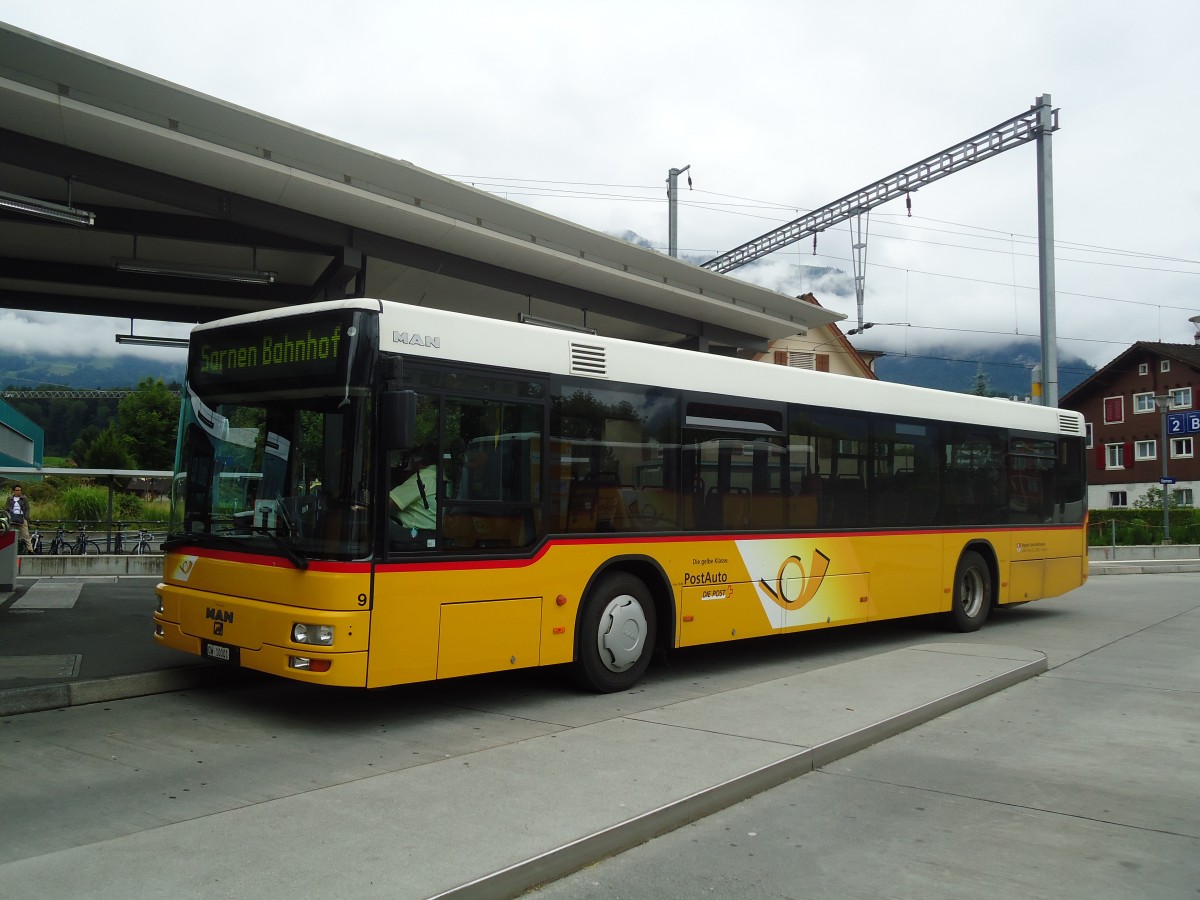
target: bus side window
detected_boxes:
[552,381,680,534]
[435,396,544,551]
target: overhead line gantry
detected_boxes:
[701,95,1062,404]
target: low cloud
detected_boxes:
[0,311,190,364]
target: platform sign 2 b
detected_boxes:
[1166,411,1200,436]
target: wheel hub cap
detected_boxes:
[597,594,647,673]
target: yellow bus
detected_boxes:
[155,299,1088,692]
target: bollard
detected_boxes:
[0,516,15,592]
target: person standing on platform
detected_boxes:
[5,485,31,553]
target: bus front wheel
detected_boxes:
[947,550,992,632]
[574,572,657,693]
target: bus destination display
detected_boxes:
[190,314,353,389]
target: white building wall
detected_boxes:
[0,420,34,464]
[1089,480,1197,510]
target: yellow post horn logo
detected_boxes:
[759,549,831,610]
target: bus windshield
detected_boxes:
[167,308,377,563]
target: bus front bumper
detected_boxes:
[154,583,370,688]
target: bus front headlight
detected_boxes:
[292,622,334,646]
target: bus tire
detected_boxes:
[947,549,991,632]
[574,572,657,693]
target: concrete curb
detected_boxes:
[1088,544,1200,562]
[433,649,1048,900]
[15,555,165,579]
[1088,561,1200,576]
[0,665,254,717]
[2,563,1190,718]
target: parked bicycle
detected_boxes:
[130,524,155,554]
[25,521,42,554]
[49,523,68,555]
[68,522,102,556]
[113,523,155,554]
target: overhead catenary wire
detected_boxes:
[444,172,1200,357]
[448,173,1200,271]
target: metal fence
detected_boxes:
[1088,517,1200,547]
[20,519,166,555]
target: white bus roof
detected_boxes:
[196,299,1084,436]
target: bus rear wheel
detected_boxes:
[574,572,657,693]
[947,549,991,632]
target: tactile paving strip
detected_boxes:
[11,582,85,609]
[0,654,82,679]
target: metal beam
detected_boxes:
[0,257,309,303]
[0,127,354,246]
[2,389,181,399]
[306,246,364,303]
[17,204,335,254]
[1034,94,1059,407]
[0,129,767,349]
[702,101,1060,274]
[0,288,275,323]
[350,234,770,352]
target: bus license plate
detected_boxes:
[202,640,239,665]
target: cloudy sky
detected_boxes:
[2,0,1199,378]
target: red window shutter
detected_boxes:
[816,354,830,372]
[1103,397,1123,423]
[1124,441,1134,466]
[774,350,788,366]
[1095,443,1106,469]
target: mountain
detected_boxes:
[871,340,1095,398]
[1,353,184,392]
[607,231,1095,398]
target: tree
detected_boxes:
[1133,486,1179,510]
[968,365,994,397]
[70,424,102,465]
[83,424,135,469]
[116,377,181,469]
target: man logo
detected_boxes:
[213,621,224,636]
[393,331,441,348]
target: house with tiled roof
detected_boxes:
[754,293,878,379]
[1060,340,1200,510]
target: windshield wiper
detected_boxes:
[268,498,309,569]
[251,527,309,570]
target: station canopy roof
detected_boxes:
[0,24,842,354]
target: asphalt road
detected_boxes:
[0,574,1196,898]
[527,574,1200,900]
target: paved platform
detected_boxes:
[529,584,1200,900]
[0,575,247,715]
[0,573,1196,898]
[2,552,1199,715]
[0,640,1048,900]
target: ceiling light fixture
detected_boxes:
[113,259,277,284]
[0,189,95,227]
[114,334,190,348]
[518,312,596,335]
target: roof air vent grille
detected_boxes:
[1058,413,1082,434]
[570,342,607,378]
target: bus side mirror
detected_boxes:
[381,390,418,450]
